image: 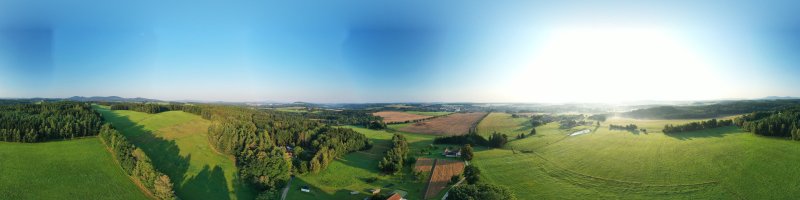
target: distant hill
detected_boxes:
[621,99,800,119]
[66,96,162,103]
[761,96,799,100]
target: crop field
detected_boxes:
[399,112,488,135]
[424,159,465,199]
[0,138,148,200]
[286,126,464,200]
[405,111,452,116]
[475,117,800,199]
[477,112,533,139]
[374,111,434,123]
[95,106,256,200]
[415,158,435,172]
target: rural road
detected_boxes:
[281,177,293,200]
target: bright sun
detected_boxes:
[505,26,725,103]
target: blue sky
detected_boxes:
[0,1,799,103]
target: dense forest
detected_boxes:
[735,108,800,140]
[0,101,103,142]
[622,100,800,119]
[662,119,734,134]
[99,124,176,200]
[378,134,409,174]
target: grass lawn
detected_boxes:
[0,138,148,200]
[286,126,464,200]
[476,112,533,139]
[95,105,256,200]
[475,117,800,199]
[404,111,452,116]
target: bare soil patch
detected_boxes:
[424,160,465,199]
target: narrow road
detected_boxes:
[281,177,293,200]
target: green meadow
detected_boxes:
[0,138,148,200]
[95,106,257,200]
[475,117,800,199]
[476,112,533,139]
[286,126,462,200]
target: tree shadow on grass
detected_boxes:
[98,109,241,200]
[664,126,741,141]
[181,165,231,200]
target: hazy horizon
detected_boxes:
[2,1,800,103]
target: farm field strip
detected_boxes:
[374,111,434,123]
[399,112,488,135]
[424,159,465,199]
[477,112,534,139]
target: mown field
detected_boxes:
[475,117,800,199]
[95,106,256,200]
[0,138,148,200]
[404,111,452,116]
[399,112,487,136]
[374,111,434,123]
[476,112,533,139]
[286,126,464,200]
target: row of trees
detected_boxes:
[610,124,639,131]
[662,119,733,134]
[378,134,409,174]
[98,124,175,200]
[735,109,800,140]
[0,102,103,142]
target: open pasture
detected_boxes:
[477,112,533,139]
[95,106,256,200]
[0,138,148,200]
[476,117,800,199]
[399,112,488,135]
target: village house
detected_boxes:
[442,148,461,157]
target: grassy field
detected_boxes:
[475,117,800,199]
[95,106,256,200]
[405,111,452,116]
[0,138,148,200]
[286,126,464,200]
[476,112,533,139]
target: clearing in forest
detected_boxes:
[0,138,148,200]
[399,112,488,135]
[94,106,256,200]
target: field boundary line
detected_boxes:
[422,159,438,200]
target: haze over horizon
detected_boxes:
[2,1,799,103]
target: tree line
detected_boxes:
[0,101,103,142]
[610,124,639,131]
[734,108,800,140]
[662,119,733,134]
[99,124,176,200]
[378,134,409,174]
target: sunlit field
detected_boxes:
[476,117,800,199]
[95,106,256,200]
[476,112,533,139]
[0,138,148,200]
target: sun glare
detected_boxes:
[509,26,724,103]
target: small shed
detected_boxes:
[300,186,311,193]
